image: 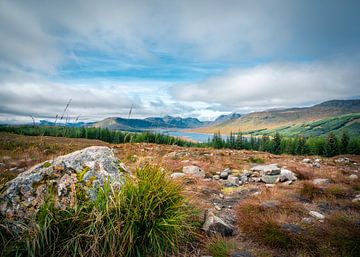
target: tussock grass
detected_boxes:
[0,166,195,257]
[205,236,236,257]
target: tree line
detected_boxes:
[0,125,359,157]
[211,131,360,156]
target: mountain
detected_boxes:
[91,115,205,131]
[190,99,360,135]
[38,120,94,127]
[212,113,241,125]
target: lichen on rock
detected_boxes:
[0,146,129,220]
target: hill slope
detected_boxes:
[191,99,360,135]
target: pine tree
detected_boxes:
[272,133,282,154]
[325,132,339,157]
[340,131,349,154]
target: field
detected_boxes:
[1,132,360,256]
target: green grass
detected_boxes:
[0,166,195,257]
[206,236,236,257]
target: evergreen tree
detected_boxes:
[272,133,282,154]
[295,136,306,155]
[325,132,339,157]
[340,131,349,154]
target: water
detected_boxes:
[161,130,228,143]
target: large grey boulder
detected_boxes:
[277,168,297,182]
[0,146,128,219]
[182,165,205,178]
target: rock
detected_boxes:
[302,217,313,223]
[281,223,301,234]
[202,210,234,236]
[170,172,186,179]
[227,175,240,186]
[352,194,360,202]
[260,200,280,208]
[312,162,321,168]
[335,157,351,163]
[219,171,229,180]
[349,174,358,180]
[251,164,281,175]
[182,165,205,178]
[0,162,5,168]
[223,168,232,174]
[313,178,331,185]
[9,167,18,172]
[213,175,220,180]
[302,158,312,164]
[0,146,127,220]
[118,162,130,173]
[261,174,280,184]
[314,158,321,163]
[279,168,297,181]
[309,211,325,220]
[230,251,254,257]
[240,175,249,183]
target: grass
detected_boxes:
[206,236,236,257]
[248,156,265,164]
[299,182,324,200]
[0,166,195,257]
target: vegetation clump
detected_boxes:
[0,166,195,257]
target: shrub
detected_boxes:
[248,156,264,164]
[1,166,195,257]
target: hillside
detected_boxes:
[191,99,360,135]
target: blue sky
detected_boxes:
[0,0,360,123]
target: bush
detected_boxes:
[1,166,195,257]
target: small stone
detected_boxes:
[170,172,186,179]
[309,211,325,220]
[261,200,280,208]
[230,251,254,257]
[312,162,321,168]
[279,168,297,181]
[302,217,313,223]
[349,174,358,180]
[251,164,281,175]
[220,171,229,180]
[313,178,331,185]
[228,175,239,186]
[261,174,280,184]
[183,165,205,178]
[281,223,301,234]
[213,175,220,180]
[302,158,312,164]
[202,210,234,236]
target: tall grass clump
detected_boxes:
[1,166,194,257]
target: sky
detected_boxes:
[1,0,360,123]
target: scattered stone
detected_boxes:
[182,165,205,178]
[0,162,5,168]
[227,175,240,186]
[219,193,224,199]
[281,223,301,234]
[335,157,351,163]
[313,178,331,185]
[202,210,234,236]
[0,146,127,220]
[251,164,281,175]
[212,175,220,180]
[118,162,130,173]
[309,211,325,220]
[220,171,229,180]
[261,174,280,184]
[223,168,232,174]
[312,162,321,168]
[230,251,254,257]
[265,184,275,188]
[352,194,360,202]
[279,168,297,182]
[349,174,358,180]
[302,217,313,224]
[314,158,321,163]
[261,200,280,208]
[9,167,18,172]
[302,158,312,164]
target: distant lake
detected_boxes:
[160,130,228,143]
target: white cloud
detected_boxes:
[172,60,360,111]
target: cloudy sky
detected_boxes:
[1,0,360,123]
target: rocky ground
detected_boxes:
[1,132,360,257]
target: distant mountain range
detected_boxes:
[90,113,240,131]
[35,99,360,137]
[190,99,360,136]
